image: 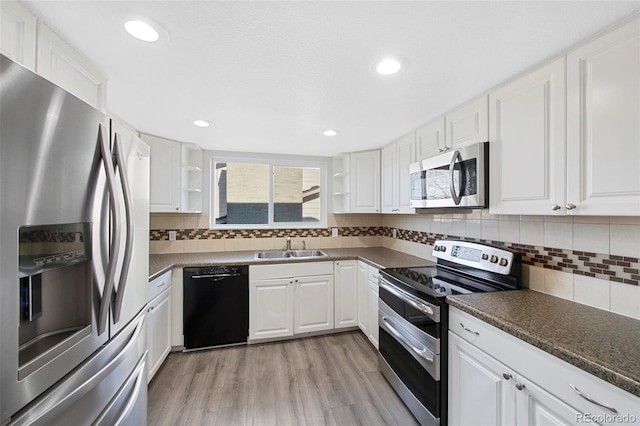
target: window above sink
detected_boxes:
[209,157,327,230]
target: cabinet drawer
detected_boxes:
[148,270,172,301]
[367,265,379,283]
[450,307,640,424]
[250,261,333,280]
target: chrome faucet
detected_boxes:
[286,236,292,251]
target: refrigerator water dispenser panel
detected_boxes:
[18,222,92,278]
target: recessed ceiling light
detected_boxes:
[323,130,338,137]
[372,56,408,76]
[376,58,402,75]
[124,20,159,42]
[193,120,210,128]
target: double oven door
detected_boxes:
[378,274,446,426]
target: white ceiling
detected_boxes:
[21,1,640,157]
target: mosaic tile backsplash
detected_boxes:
[150,226,639,287]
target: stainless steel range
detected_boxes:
[378,240,522,426]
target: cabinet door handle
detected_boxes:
[566,203,576,210]
[502,373,512,380]
[551,204,561,211]
[515,382,525,391]
[460,322,479,335]
[569,384,618,414]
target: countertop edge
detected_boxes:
[446,296,640,398]
[149,248,428,281]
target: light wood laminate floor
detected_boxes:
[148,331,419,426]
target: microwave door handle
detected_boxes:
[97,124,122,335]
[112,134,134,324]
[449,149,462,205]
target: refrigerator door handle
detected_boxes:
[97,124,122,335]
[112,133,134,324]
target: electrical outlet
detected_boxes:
[331,227,339,238]
[392,228,397,238]
[168,231,177,241]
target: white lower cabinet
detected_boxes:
[449,307,640,426]
[367,280,379,349]
[449,331,516,425]
[450,332,580,426]
[249,277,295,340]
[294,274,334,334]
[249,262,334,342]
[147,270,172,383]
[334,260,358,329]
[357,261,369,334]
[357,260,379,349]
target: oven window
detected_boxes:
[425,158,477,200]
[380,329,440,416]
[379,287,440,338]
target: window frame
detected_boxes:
[209,156,327,229]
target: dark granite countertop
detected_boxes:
[447,290,640,397]
[149,247,432,281]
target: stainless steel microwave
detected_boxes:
[410,142,488,209]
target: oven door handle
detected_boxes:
[449,149,462,206]
[381,316,434,365]
[379,281,435,317]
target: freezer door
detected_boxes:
[109,120,150,337]
[8,310,147,426]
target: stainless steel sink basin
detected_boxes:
[255,251,291,259]
[289,250,327,258]
[254,250,327,259]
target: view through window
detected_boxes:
[212,160,324,227]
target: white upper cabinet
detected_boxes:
[416,117,446,160]
[0,1,36,71]
[490,15,640,216]
[566,16,640,216]
[142,134,203,213]
[142,134,182,212]
[445,96,489,150]
[350,150,381,213]
[382,133,416,214]
[489,57,567,215]
[381,144,397,214]
[0,4,107,111]
[36,22,107,111]
[415,97,488,162]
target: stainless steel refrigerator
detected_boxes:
[0,54,149,425]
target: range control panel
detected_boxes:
[432,240,516,275]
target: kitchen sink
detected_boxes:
[254,250,327,259]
